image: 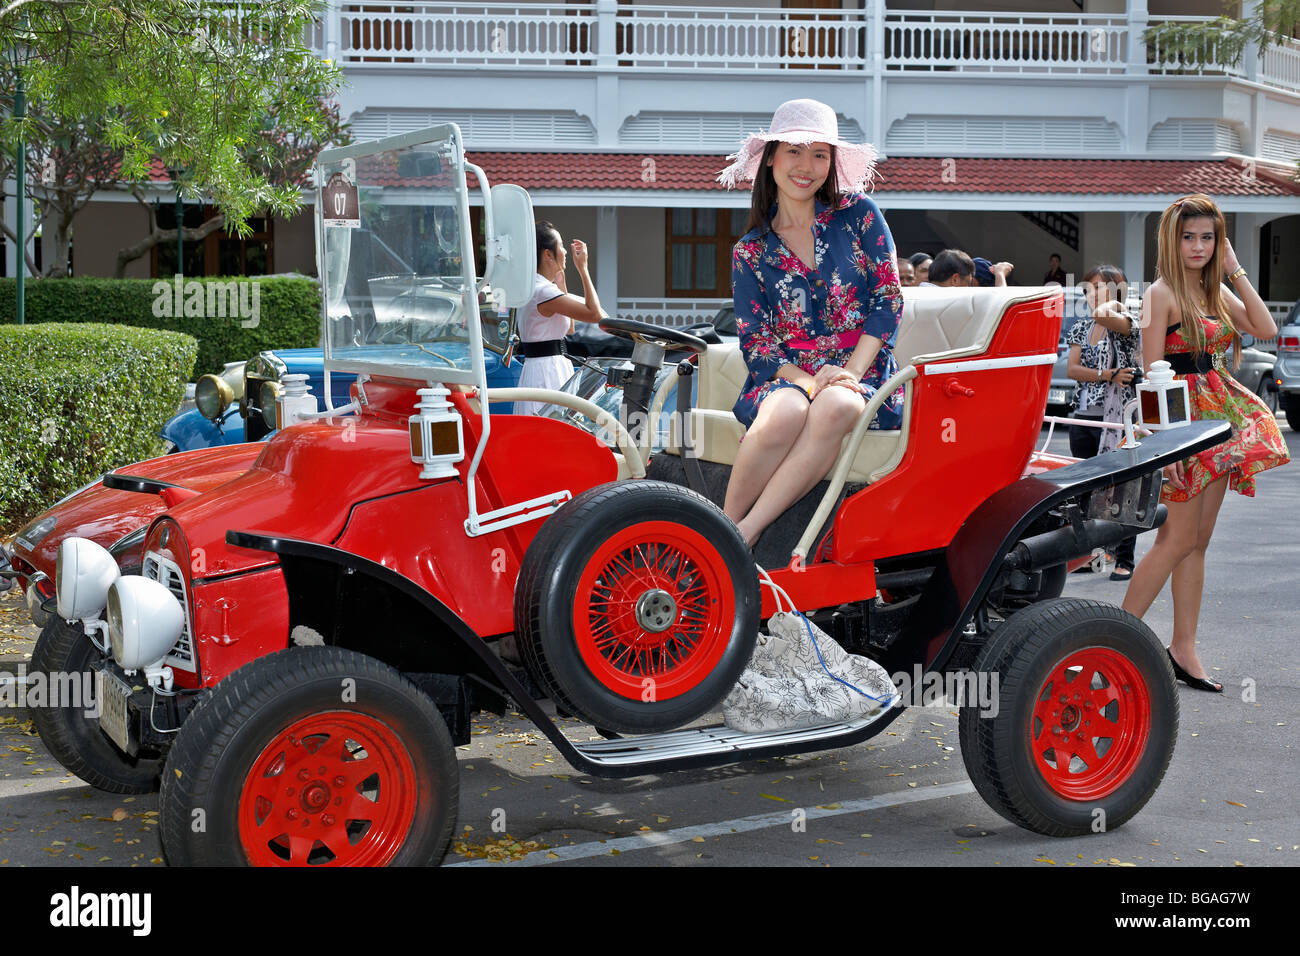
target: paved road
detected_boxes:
[0,424,1294,868]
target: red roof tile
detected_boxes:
[465,152,1300,197]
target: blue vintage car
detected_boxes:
[163,313,523,452]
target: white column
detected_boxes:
[596,205,618,313]
[1233,212,1263,283]
[870,0,886,150]
[1242,0,1260,83]
[1125,0,1148,75]
[1122,211,1148,288]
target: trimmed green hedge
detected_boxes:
[0,323,197,529]
[0,276,320,377]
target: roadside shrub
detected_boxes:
[0,323,197,530]
[0,276,320,376]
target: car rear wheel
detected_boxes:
[159,647,457,866]
[516,481,759,734]
[1286,398,1300,432]
[958,598,1175,837]
[29,616,163,793]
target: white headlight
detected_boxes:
[55,537,120,620]
[107,577,184,671]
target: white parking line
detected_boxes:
[448,779,977,866]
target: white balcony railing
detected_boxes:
[884,10,1128,74]
[618,298,730,328]
[314,3,1300,93]
[617,5,866,70]
[337,3,595,67]
[1261,36,1300,92]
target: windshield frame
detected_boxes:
[313,124,486,391]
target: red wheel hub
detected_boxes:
[1029,647,1151,801]
[573,521,735,701]
[238,712,418,866]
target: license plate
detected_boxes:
[96,668,133,754]
[1048,388,1069,405]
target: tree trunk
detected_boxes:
[113,210,227,278]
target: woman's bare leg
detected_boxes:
[723,388,808,524]
[1122,493,1202,620]
[735,386,865,546]
[1167,475,1229,679]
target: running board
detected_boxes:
[565,699,905,775]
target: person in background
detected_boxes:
[513,219,606,415]
[1065,263,1142,580]
[898,257,916,286]
[1043,253,1068,285]
[909,252,932,285]
[926,249,976,287]
[972,256,1014,287]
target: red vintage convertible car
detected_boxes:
[14,125,1228,866]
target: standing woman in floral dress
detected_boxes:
[1122,194,1289,692]
[716,99,904,548]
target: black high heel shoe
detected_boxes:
[1166,648,1223,693]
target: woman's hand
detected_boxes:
[1110,367,1136,387]
[1221,236,1240,278]
[810,364,865,397]
[570,239,590,273]
[1163,460,1186,491]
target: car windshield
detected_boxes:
[317,127,483,385]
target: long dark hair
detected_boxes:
[535,219,561,268]
[743,141,841,235]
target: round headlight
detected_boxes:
[55,537,120,621]
[195,374,234,421]
[107,576,184,670]
[261,380,284,428]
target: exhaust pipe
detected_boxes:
[1003,505,1167,573]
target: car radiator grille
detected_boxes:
[142,552,196,672]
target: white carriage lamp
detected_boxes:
[275,373,317,429]
[409,386,464,479]
[1122,360,1190,448]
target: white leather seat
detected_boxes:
[679,287,1040,484]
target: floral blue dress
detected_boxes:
[731,192,904,429]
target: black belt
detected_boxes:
[521,340,564,358]
[1164,352,1214,375]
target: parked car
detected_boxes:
[1273,299,1300,430]
[23,126,1229,867]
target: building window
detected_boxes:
[153,205,274,278]
[666,208,747,297]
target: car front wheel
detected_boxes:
[959,598,1176,837]
[159,647,457,866]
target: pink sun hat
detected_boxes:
[716,98,878,193]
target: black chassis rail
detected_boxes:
[887,419,1232,677]
[226,529,905,778]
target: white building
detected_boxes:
[7,0,1300,323]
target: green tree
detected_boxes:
[0,0,348,276]
[1144,0,1300,70]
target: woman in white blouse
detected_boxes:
[514,220,606,415]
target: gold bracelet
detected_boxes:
[1228,266,1247,282]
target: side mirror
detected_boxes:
[485,184,536,309]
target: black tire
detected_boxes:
[159,646,457,866]
[28,617,163,794]
[958,598,1176,837]
[515,481,759,734]
[1286,400,1300,432]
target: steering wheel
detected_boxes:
[599,318,709,355]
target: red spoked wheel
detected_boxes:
[959,598,1176,837]
[517,481,759,734]
[238,713,418,867]
[572,522,734,702]
[1028,647,1151,802]
[160,647,457,866]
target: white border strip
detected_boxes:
[447,780,976,866]
[922,353,1058,375]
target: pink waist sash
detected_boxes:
[786,330,862,350]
